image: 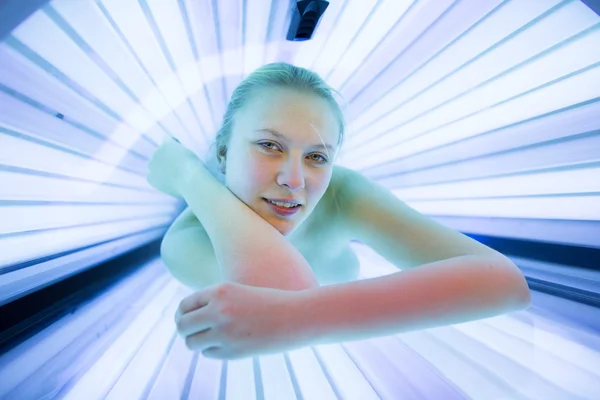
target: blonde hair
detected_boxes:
[204,62,346,181]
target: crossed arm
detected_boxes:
[176,163,320,291]
[169,161,530,355]
[145,131,531,358]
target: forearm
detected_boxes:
[179,164,319,291]
[295,255,531,345]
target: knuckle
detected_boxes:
[216,282,233,296]
[217,300,232,314]
[201,348,214,359]
[185,336,194,350]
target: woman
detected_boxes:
[147,63,531,360]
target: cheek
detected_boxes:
[305,173,331,202]
[314,178,330,198]
[233,157,270,194]
[247,158,270,183]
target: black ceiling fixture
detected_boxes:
[0,0,51,42]
[287,0,329,41]
[581,0,600,17]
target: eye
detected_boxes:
[259,142,278,150]
[310,154,329,163]
[258,142,329,163]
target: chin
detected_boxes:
[267,219,296,237]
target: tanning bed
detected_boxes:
[1,0,600,399]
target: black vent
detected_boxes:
[287,1,329,41]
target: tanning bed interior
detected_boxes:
[1,0,600,399]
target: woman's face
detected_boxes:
[220,86,340,238]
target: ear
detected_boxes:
[218,155,226,174]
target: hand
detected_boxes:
[146,135,203,198]
[175,282,312,360]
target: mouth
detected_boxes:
[263,198,302,206]
[263,198,302,216]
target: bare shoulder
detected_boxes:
[318,165,352,218]
[328,165,357,218]
[299,165,361,283]
[166,206,203,234]
[331,164,354,184]
[303,165,355,240]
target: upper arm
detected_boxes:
[161,207,199,260]
[338,167,507,270]
[164,207,201,235]
[161,207,222,288]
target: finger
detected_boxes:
[177,306,213,336]
[176,288,212,319]
[184,328,220,352]
[201,346,234,360]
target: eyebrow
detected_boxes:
[255,128,334,152]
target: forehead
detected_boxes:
[236,87,340,143]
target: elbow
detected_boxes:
[511,280,531,311]
[494,256,532,311]
[472,254,531,311]
[515,280,532,310]
[507,263,531,309]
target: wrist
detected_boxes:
[289,287,325,347]
[176,157,207,194]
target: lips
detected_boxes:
[263,198,301,207]
[263,198,302,216]
[264,198,302,206]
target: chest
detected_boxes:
[291,213,360,286]
[289,165,361,285]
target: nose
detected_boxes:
[277,158,305,192]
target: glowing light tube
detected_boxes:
[2,1,600,399]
